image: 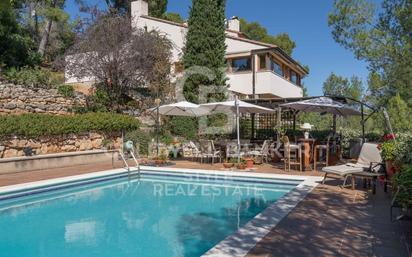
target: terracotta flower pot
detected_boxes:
[245,159,254,168]
[386,160,395,177]
[223,162,234,169]
[237,163,246,170]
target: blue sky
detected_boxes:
[65,0,371,96]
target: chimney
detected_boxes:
[228,16,240,32]
[131,0,148,19]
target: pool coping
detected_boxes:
[0,166,322,257]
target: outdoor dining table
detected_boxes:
[298,138,316,171]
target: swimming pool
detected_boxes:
[0,169,313,257]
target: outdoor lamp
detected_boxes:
[154,98,161,107]
[300,123,313,139]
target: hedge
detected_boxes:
[0,113,140,138]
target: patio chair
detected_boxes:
[282,136,303,172]
[248,140,271,164]
[314,136,331,171]
[199,140,222,164]
[226,142,245,160]
[322,143,384,188]
[188,141,201,161]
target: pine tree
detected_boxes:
[182,0,227,103]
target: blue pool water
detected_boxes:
[0,172,298,257]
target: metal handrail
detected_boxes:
[129,151,140,177]
[118,150,130,175]
[118,150,140,178]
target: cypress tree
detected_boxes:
[183,0,227,103]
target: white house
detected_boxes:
[66,0,308,99]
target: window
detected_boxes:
[258,54,266,70]
[290,70,299,85]
[232,57,251,72]
[270,59,283,76]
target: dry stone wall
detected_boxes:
[0,82,86,115]
[0,133,121,158]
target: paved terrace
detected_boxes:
[0,160,410,257]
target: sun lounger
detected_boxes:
[322,143,384,188]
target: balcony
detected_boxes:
[227,70,303,98]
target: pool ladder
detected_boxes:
[118,150,140,179]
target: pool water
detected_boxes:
[0,173,298,257]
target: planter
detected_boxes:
[245,159,254,168]
[237,163,246,170]
[154,159,166,166]
[386,160,395,177]
[223,162,234,169]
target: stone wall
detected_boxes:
[0,133,121,158]
[0,82,86,115]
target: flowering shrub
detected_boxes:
[380,133,397,161]
[383,133,396,141]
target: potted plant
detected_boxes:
[380,134,397,177]
[236,159,247,170]
[243,155,254,168]
[154,154,167,166]
[154,148,168,166]
[223,158,234,169]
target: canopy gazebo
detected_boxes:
[243,96,377,143]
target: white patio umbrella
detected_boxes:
[149,101,211,117]
[201,97,276,162]
[148,101,210,157]
[280,97,361,116]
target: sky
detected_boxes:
[65,0,371,97]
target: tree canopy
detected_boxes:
[328,0,412,107]
[0,1,40,68]
[323,72,364,101]
[182,0,227,103]
[239,18,296,56]
[66,13,172,107]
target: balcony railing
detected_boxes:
[227,70,303,98]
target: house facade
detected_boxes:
[65,0,308,99]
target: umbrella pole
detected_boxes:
[156,106,160,157]
[361,104,365,143]
[236,96,241,163]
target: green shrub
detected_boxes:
[73,88,110,113]
[394,133,412,165]
[3,67,58,88]
[156,129,174,145]
[57,84,74,98]
[381,140,396,161]
[393,165,412,208]
[167,117,197,140]
[125,129,151,156]
[0,113,139,138]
